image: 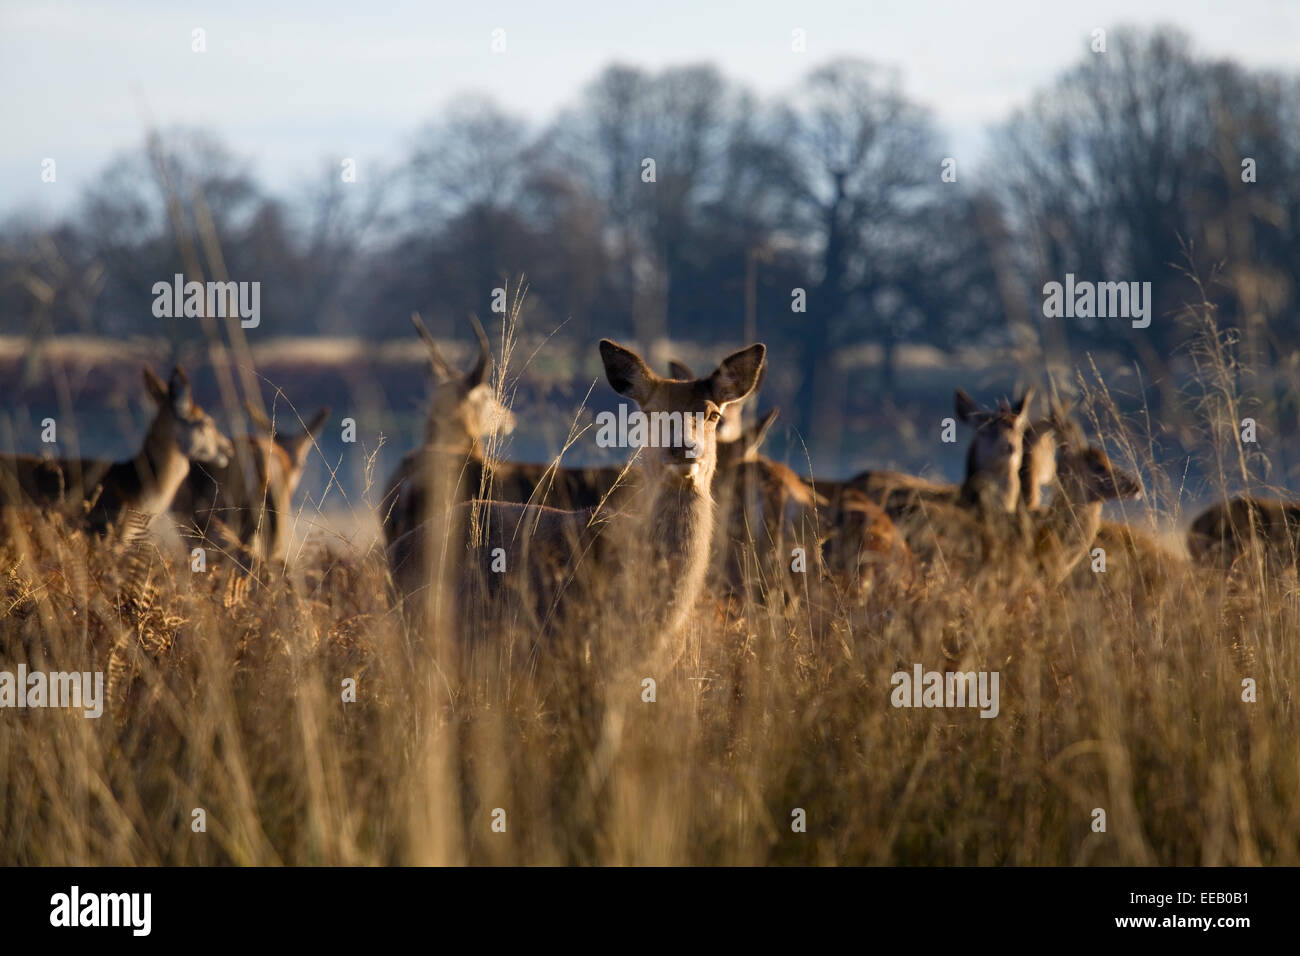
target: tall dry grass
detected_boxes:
[3,279,1298,866]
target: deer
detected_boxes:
[803,388,1033,589]
[1021,436,1144,583]
[1187,496,1300,573]
[1019,402,1175,589]
[489,357,766,514]
[0,366,233,543]
[380,313,517,551]
[845,387,1035,523]
[382,313,679,552]
[388,339,766,647]
[893,427,1140,584]
[953,387,1036,515]
[706,406,834,607]
[816,486,914,597]
[662,360,818,607]
[171,402,330,563]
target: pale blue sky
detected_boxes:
[2,0,1297,221]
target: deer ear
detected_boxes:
[143,367,168,406]
[411,312,456,380]
[709,344,766,406]
[244,401,274,435]
[304,407,331,439]
[168,366,193,414]
[954,389,982,425]
[464,315,491,388]
[739,407,779,459]
[277,409,329,467]
[1051,397,1076,432]
[668,360,694,380]
[600,340,658,405]
[1011,385,1034,427]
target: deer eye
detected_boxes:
[706,409,723,424]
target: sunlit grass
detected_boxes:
[2,298,1296,865]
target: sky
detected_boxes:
[2,0,1297,222]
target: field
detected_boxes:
[2,305,1297,867]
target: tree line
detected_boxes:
[3,26,1298,440]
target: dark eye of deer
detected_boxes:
[707,410,722,424]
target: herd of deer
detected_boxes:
[2,317,1298,644]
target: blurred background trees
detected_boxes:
[2,25,1296,450]
[989,30,1300,406]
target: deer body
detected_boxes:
[486,461,636,512]
[841,388,1033,525]
[1016,443,1141,583]
[385,437,636,544]
[456,469,717,640]
[173,405,329,562]
[708,409,833,606]
[389,339,766,646]
[1188,496,1300,570]
[0,367,232,543]
[803,388,1032,584]
[811,479,913,595]
[380,314,516,551]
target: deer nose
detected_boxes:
[213,437,234,467]
[661,441,701,477]
[667,437,702,463]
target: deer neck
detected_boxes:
[1021,470,1044,511]
[255,442,295,561]
[423,413,483,458]
[961,470,1020,515]
[124,414,194,519]
[416,428,489,503]
[623,468,717,636]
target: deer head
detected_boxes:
[144,365,232,468]
[955,386,1034,513]
[602,341,766,493]
[246,402,331,497]
[1055,443,1143,505]
[411,312,515,452]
